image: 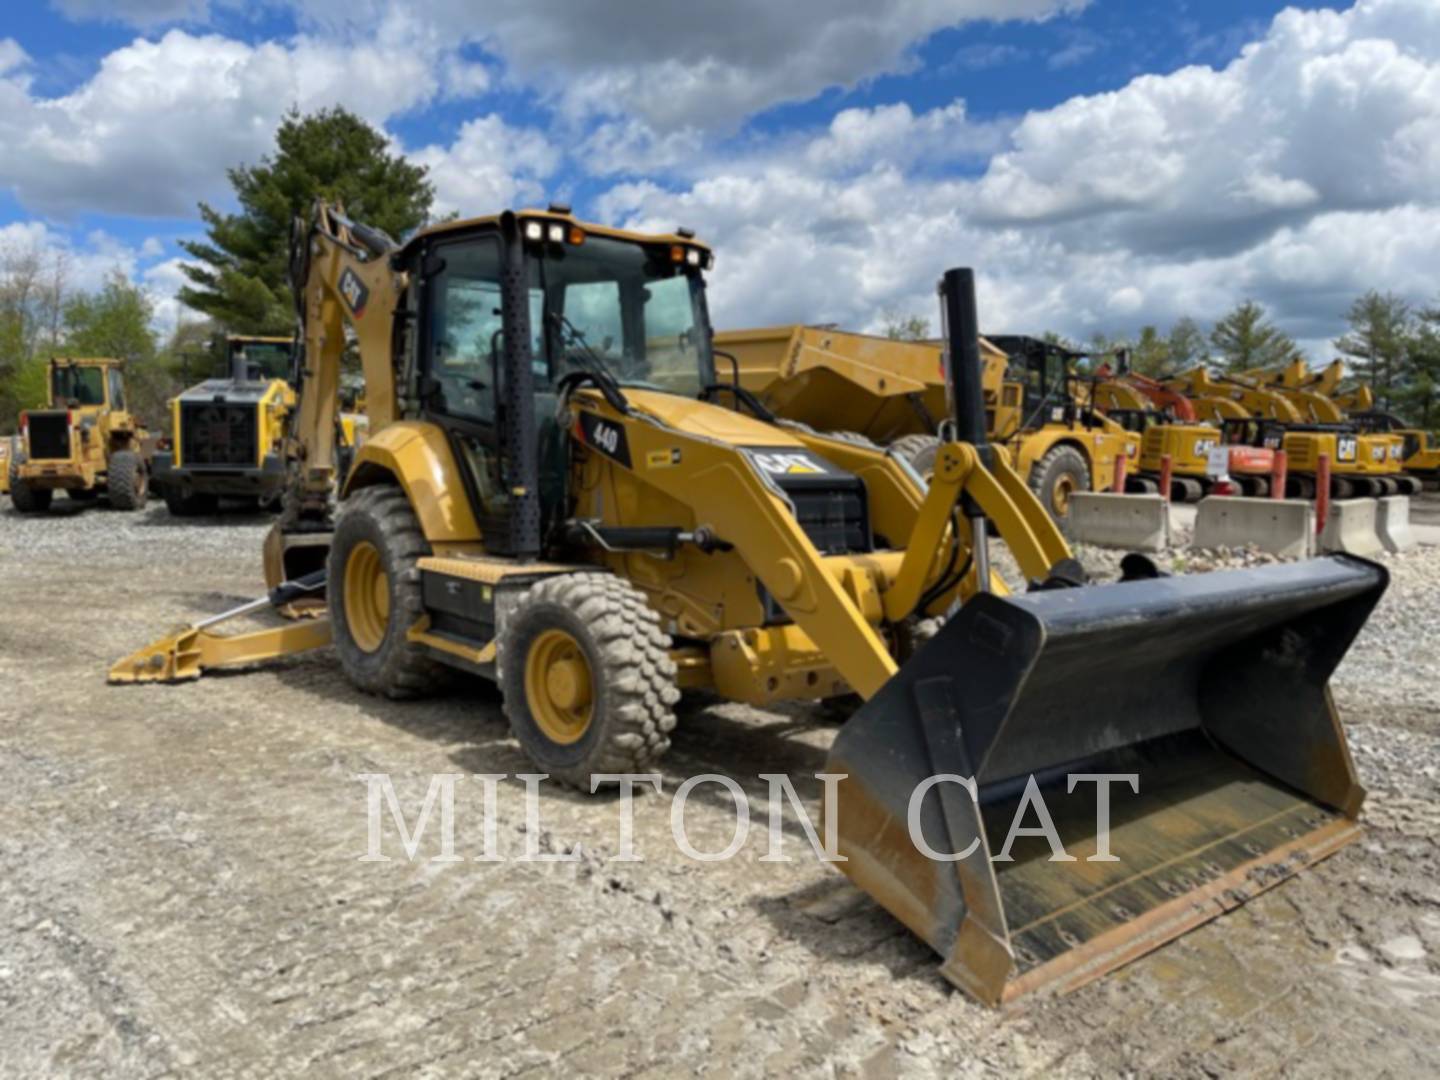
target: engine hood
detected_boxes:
[619,388,808,448]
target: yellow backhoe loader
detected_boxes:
[8,357,149,512]
[112,201,1385,1005]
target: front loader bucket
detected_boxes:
[827,555,1385,1005]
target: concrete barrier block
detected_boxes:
[1192,496,1314,558]
[1069,492,1169,552]
[1318,498,1384,557]
[1374,495,1415,554]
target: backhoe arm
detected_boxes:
[286,202,407,516]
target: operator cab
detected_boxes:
[402,209,715,554]
[1104,407,1166,434]
[51,360,111,409]
[1221,417,1286,450]
[226,336,293,383]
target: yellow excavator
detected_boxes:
[1330,374,1440,487]
[111,201,1385,1005]
[1093,365,1277,499]
[713,326,1135,523]
[1165,367,1408,497]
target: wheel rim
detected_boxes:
[1052,474,1077,515]
[524,628,594,745]
[344,540,390,652]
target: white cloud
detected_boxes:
[803,99,1010,172]
[289,0,1085,133]
[0,17,488,219]
[971,0,1440,255]
[596,0,1440,352]
[51,0,210,25]
[0,37,29,76]
[411,115,560,217]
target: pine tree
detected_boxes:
[1129,325,1170,376]
[1209,300,1301,373]
[1336,291,1411,410]
[1403,304,1440,429]
[179,107,433,334]
[1165,316,1207,370]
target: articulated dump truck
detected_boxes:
[111,203,1386,1004]
[715,325,1134,522]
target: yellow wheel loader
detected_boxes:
[712,326,1135,524]
[151,334,366,515]
[8,357,150,512]
[151,335,298,515]
[112,203,1386,1005]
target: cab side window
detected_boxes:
[428,238,505,424]
[108,368,126,411]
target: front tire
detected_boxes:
[164,488,220,517]
[107,450,147,510]
[498,573,679,788]
[9,469,51,513]
[1028,445,1090,523]
[328,485,443,699]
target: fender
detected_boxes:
[342,420,482,542]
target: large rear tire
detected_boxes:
[498,572,679,789]
[890,434,940,476]
[328,484,444,699]
[107,450,148,510]
[1028,445,1090,523]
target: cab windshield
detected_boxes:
[52,364,106,406]
[536,234,713,397]
[230,341,292,381]
[426,230,713,427]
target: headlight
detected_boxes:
[523,221,543,241]
[686,249,701,267]
[548,223,565,243]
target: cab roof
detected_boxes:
[401,207,711,258]
[49,356,123,367]
[227,335,293,345]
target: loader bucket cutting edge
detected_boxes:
[826,554,1386,1005]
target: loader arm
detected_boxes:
[577,394,1070,701]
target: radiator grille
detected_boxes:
[181,402,258,467]
[27,412,70,460]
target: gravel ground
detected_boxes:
[1,494,1438,1078]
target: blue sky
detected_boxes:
[0,0,1433,355]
